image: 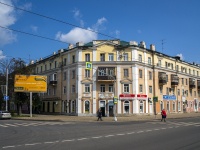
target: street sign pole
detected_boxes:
[30,92,32,117]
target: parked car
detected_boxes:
[0,111,11,119]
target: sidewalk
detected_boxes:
[12,112,200,122]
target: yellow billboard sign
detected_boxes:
[14,75,47,93]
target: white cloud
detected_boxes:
[176,53,184,60]
[56,27,97,44]
[0,0,17,45]
[55,16,107,44]
[73,8,84,27]
[30,25,38,32]
[0,50,6,60]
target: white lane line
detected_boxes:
[44,141,59,144]
[175,126,180,128]
[146,130,152,132]
[2,146,15,149]
[161,128,166,130]
[117,133,125,136]
[105,135,114,137]
[77,138,88,141]
[5,124,18,127]
[25,143,41,146]
[92,136,103,139]
[0,124,8,127]
[154,129,160,131]
[62,139,75,142]
[168,127,173,129]
[127,132,135,134]
[137,131,144,133]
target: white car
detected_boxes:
[0,111,11,119]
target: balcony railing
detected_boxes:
[98,92,114,99]
[49,80,57,86]
[171,74,179,86]
[159,72,167,85]
[97,67,116,81]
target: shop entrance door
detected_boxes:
[100,101,106,117]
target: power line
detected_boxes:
[0,1,117,40]
[0,25,69,44]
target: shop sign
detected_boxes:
[119,94,135,100]
[163,95,176,100]
[137,94,147,100]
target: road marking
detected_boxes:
[92,136,102,139]
[25,143,41,146]
[137,131,144,133]
[168,127,173,129]
[105,135,114,137]
[175,126,180,128]
[77,138,88,141]
[44,141,59,144]
[62,139,75,142]
[0,124,8,127]
[2,146,15,149]
[127,132,135,134]
[145,130,152,132]
[161,128,166,130]
[117,133,125,136]
[154,129,160,131]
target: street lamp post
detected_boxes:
[0,58,15,111]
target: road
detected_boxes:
[0,117,200,150]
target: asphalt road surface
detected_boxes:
[0,117,200,150]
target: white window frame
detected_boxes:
[124,84,129,93]
[85,84,90,93]
[108,53,114,61]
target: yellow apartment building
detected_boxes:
[30,40,200,116]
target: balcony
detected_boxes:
[98,92,114,99]
[159,72,167,85]
[171,74,179,86]
[97,67,116,81]
[197,80,200,90]
[49,80,57,86]
[189,78,195,89]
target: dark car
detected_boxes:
[0,111,11,119]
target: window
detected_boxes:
[190,89,192,96]
[158,60,161,67]
[64,58,67,66]
[139,70,142,78]
[149,71,152,80]
[124,69,129,77]
[189,69,191,74]
[85,54,90,62]
[124,101,129,114]
[197,71,199,76]
[85,69,90,78]
[165,62,167,68]
[72,70,75,79]
[193,70,195,75]
[171,64,173,70]
[148,57,151,65]
[48,88,51,96]
[37,67,38,73]
[139,85,143,93]
[186,79,188,85]
[50,63,52,69]
[100,53,105,61]
[178,89,180,96]
[182,78,184,85]
[166,87,169,95]
[40,66,43,72]
[160,86,163,94]
[45,64,47,71]
[52,73,57,81]
[53,87,56,95]
[149,86,152,93]
[173,102,175,111]
[98,68,106,76]
[63,86,66,94]
[108,53,114,61]
[85,101,90,113]
[138,54,142,62]
[123,53,128,61]
[72,85,75,93]
[182,89,185,96]
[100,84,105,92]
[108,68,114,76]
[85,84,90,92]
[72,55,75,63]
[109,84,114,92]
[124,84,129,93]
[63,72,67,80]
[55,61,57,68]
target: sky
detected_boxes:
[0,0,200,64]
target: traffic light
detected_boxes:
[86,62,92,70]
[113,96,118,104]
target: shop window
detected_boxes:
[140,101,144,113]
[173,102,175,111]
[124,101,129,114]
[85,101,90,113]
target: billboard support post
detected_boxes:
[30,92,32,117]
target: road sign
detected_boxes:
[86,62,92,70]
[113,96,118,104]
[153,96,158,102]
[4,96,9,101]
[14,75,47,93]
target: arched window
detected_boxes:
[124,101,129,114]
[85,100,90,113]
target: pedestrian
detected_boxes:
[161,109,167,122]
[97,109,103,121]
